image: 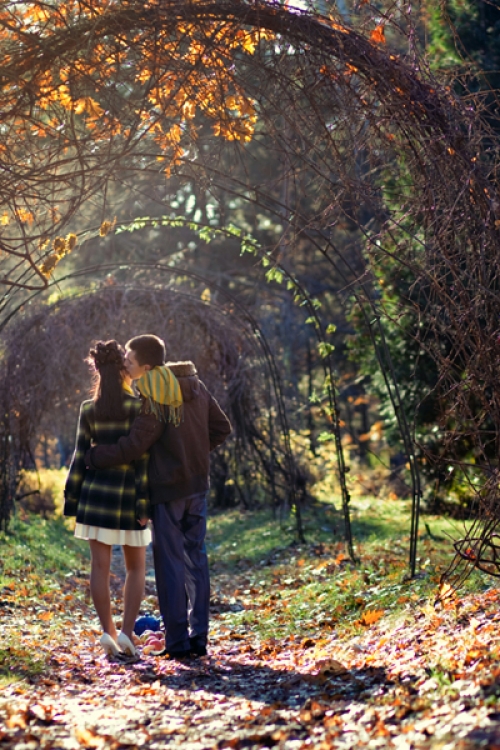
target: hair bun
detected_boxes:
[89,340,124,370]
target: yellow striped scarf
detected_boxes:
[123,382,135,397]
[136,366,183,425]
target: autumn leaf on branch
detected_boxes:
[370,24,386,45]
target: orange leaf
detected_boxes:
[317,658,348,676]
[229,632,246,640]
[39,611,53,621]
[75,727,101,748]
[6,714,27,729]
[359,609,384,626]
[370,24,386,44]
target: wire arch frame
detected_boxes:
[0,264,317,540]
[0,246,426,570]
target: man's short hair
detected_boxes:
[126,334,166,367]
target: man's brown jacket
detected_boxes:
[86,361,232,504]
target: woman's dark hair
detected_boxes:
[88,340,126,421]
[126,334,166,367]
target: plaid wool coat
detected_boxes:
[64,396,149,530]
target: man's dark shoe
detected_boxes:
[189,638,207,657]
[151,647,191,659]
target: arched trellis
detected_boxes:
[1,281,302,526]
[0,0,499,581]
[1,250,425,573]
[0,262,347,548]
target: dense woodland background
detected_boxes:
[1,0,500,575]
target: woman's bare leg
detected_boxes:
[89,540,118,641]
[121,545,146,639]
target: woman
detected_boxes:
[64,340,150,657]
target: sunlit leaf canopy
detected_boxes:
[0,0,493,295]
[0,0,270,285]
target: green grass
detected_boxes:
[206,496,490,640]
[206,495,469,570]
[0,514,89,594]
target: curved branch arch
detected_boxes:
[0,1,499,577]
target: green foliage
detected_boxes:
[425,0,500,112]
[113,214,262,259]
[317,341,335,359]
[265,266,283,284]
[0,514,89,686]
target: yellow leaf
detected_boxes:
[16,207,34,225]
[88,98,104,118]
[75,727,101,748]
[6,713,27,730]
[66,233,77,252]
[438,582,456,601]
[31,6,50,22]
[74,99,86,114]
[57,84,74,109]
[53,236,66,257]
[182,100,197,119]
[99,219,115,237]
[39,254,59,278]
[200,288,211,302]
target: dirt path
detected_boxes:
[2,553,500,748]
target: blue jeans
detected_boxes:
[151,494,209,652]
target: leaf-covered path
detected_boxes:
[2,543,500,749]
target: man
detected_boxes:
[85,334,232,659]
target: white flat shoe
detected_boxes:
[117,632,136,656]
[100,633,120,656]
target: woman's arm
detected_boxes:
[64,403,91,516]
